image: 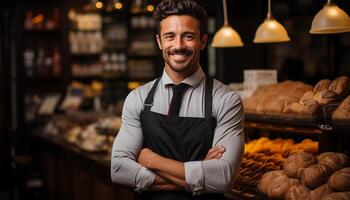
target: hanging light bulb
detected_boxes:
[211,0,243,48]
[253,0,290,43]
[310,0,350,34]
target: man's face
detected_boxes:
[156,15,207,75]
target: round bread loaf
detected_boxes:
[300,90,316,104]
[321,192,350,200]
[332,95,350,120]
[314,90,339,106]
[301,164,333,189]
[317,152,349,171]
[267,175,301,200]
[285,184,311,200]
[329,76,350,98]
[257,170,285,195]
[314,79,332,93]
[283,152,317,178]
[308,184,334,200]
[328,167,350,191]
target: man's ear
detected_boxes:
[200,34,208,50]
[156,34,162,50]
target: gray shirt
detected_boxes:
[111,67,244,195]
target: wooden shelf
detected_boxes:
[245,120,322,136]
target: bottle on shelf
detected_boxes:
[52,45,61,76]
[24,11,33,30]
[23,48,36,77]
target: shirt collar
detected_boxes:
[161,67,205,88]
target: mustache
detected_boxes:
[169,48,193,56]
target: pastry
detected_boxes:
[257,170,285,194]
[285,184,311,200]
[314,79,332,93]
[329,76,350,98]
[332,95,350,120]
[300,90,316,105]
[283,152,317,178]
[314,90,339,106]
[328,167,350,191]
[308,184,334,200]
[317,152,349,171]
[321,192,350,200]
[267,175,301,200]
[301,164,333,189]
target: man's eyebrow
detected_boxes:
[163,32,174,36]
[182,31,195,35]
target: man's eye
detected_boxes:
[164,35,174,40]
[184,35,194,40]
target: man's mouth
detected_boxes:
[169,50,193,62]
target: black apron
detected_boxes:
[136,76,224,200]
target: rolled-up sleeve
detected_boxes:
[111,89,156,192]
[184,89,245,194]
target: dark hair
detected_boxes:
[153,0,208,36]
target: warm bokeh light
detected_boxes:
[115,2,123,10]
[146,5,154,12]
[128,82,142,90]
[95,1,103,9]
[32,14,44,24]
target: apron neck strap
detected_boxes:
[143,75,213,117]
[144,77,161,111]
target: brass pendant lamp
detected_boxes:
[253,0,290,43]
[310,0,350,34]
[211,0,244,48]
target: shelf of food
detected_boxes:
[24,29,60,33]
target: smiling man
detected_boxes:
[111,0,245,199]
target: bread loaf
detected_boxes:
[285,184,311,200]
[314,90,339,106]
[328,167,350,191]
[300,91,316,105]
[329,76,350,98]
[283,100,319,115]
[283,152,317,178]
[257,170,285,194]
[308,184,334,200]
[301,164,333,189]
[321,192,350,200]
[243,97,258,113]
[317,152,349,171]
[332,95,350,120]
[314,79,332,93]
[267,175,301,200]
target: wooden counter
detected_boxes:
[32,132,133,200]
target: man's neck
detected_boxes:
[165,65,199,84]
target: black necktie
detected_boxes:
[168,83,189,116]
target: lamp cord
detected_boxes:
[267,0,272,18]
[223,0,229,25]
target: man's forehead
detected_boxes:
[159,15,200,34]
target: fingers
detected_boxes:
[204,145,226,160]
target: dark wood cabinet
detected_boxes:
[34,133,133,200]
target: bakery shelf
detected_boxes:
[225,185,270,200]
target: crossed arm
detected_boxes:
[138,146,226,191]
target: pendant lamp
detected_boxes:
[211,0,243,48]
[310,0,350,34]
[253,0,290,43]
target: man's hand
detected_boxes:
[204,145,226,160]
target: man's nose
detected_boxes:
[174,36,185,49]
